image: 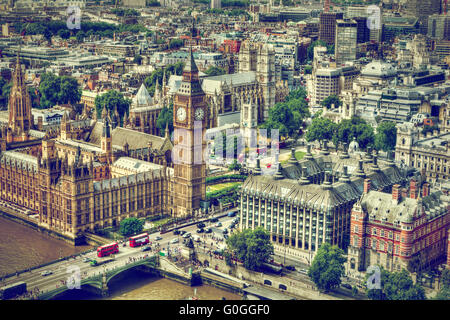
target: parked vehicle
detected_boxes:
[285,265,296,271]
[197,222,206,228]
[341,283,352,290]
[227,211,237,217]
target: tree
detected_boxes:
[59,76,81,105]
[156,105,173,137]
[169,39,184,50]
[57,29,71,39]
[133,54,143,65]
[307,40,335,61]
[226,227,273,271]
[434,269,450,300]
[260,98,309,140]
[39,73,81,108]
[119,217,144,237]
[307,242,346,292]
[331,116,374,150]
[305,116,337,144]
[39,73,61,109]
[76,31,85,42]
[228,159,242,171]
[285,87,307,102]
[374,121,397,152]
[366,267,426,300]
[204,66,226,76]
[43,28,53,43]
[95,90,131,120]
[321,95,341,109]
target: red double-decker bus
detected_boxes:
[97,242,119,258]
[129,233,149,247]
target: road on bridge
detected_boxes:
[1,213,237,298]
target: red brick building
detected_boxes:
[346,178,449,279]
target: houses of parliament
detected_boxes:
[0,52,207,244]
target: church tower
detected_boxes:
[8,52,33,142]
[172,47,208,218]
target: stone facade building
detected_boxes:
[395,122,450,183]
[0,52,206,244]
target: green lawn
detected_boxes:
[280,151,306,165]
[207,182,242,194]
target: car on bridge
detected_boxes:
[141,246,151,252]
[154,236,162,241]
[227,211,237,217]
[83,258,91,263]
[41,270,53,276]
[173,230,180,235]
[197,222,206,228]
[170,238,179,244]
[182,232,191,238]
[215,222,222,227]
[210,217,219,223]
[197,228,204,233]
[222,228,228,234]
[205,228,212,233]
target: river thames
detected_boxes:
[0,216,241,300]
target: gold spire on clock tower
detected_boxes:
[172,47,208,218]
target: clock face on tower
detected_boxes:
[194,108,204,121]
[176,107,186,122]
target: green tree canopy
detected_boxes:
[119,217,144,237]
[374,121,397,152]
[307,40,335,61]
[204,66,226,76]
[305,116,337,143]
[133,54,143,65]
[156,104,173,137]
[366,267,426,300]
[228,159,242,171]
[321,95,342,109]
[331,116,375,150]
[434,269,450,300]
[226,227,274,271]
[307,242,346,291]
[94,90,131,121]
[57,29,71,39]
[39,73,81,109]
[169,39,184,50]
[259,92,309,139]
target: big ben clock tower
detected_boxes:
[172,47,208,218]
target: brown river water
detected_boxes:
[0,216,241,300]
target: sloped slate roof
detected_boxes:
[111,127,172,152]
